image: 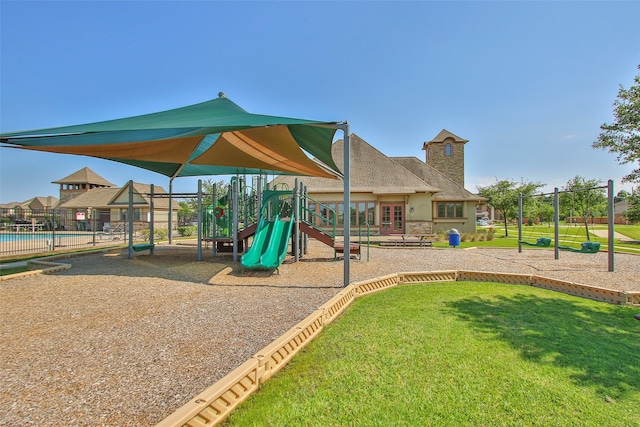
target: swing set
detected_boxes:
[518,194,554,247]
[517,180,615,272]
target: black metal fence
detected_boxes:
[0,208,148,258]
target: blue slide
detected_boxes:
[241,215,294,270]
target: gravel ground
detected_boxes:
[1,241,639,426]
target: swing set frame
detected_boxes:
[517,180,615,272]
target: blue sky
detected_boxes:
[1,1,639,203]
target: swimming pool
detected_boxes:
[0,232,96,243]
[0,231,124,256]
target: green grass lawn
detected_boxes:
[447,224,640,254]
[225,282,640,426]
[0,265,28,276]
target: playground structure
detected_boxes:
[518,179,615,271]
[220,177,368,271]
[129,174,368,272]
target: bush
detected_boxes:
[177,226,196,237]
[140,228,169,241]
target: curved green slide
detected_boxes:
[241,216,294,270]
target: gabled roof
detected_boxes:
[59,183,176,210]
[422,129,468,150]
[0,200,32,209]
[29,196,59,209]
[59,188,120,208]
[272,134,439,194]
[109,182,174,209]
[391,156,483,201]
[52,167,116,187]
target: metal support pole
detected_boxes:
[232,176,239,262]
[197,179,203,261]
[608,179,614,272]
[212,183,217,257]
[168,179,173,245]
[294,179,300,261]
[518,193,523,253]
[302,183,308,255]
[128,180,134,259]
[554,187,559,260]
[341,123,351,287]
[91,208,96,247]
[257,175,263,219]
[150,184,155,255]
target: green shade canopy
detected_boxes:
[0,95,342,179]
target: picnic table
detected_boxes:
[12,222,45,232]
[380,234,434,247]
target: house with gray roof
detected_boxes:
[272,131,484,234]
[55,168,178,232]
[53,166,117,205]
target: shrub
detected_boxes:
[177,226,196,237]
[155,229,168,240]
[140,228,169,241]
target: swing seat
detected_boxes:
[557,241,600,254]
[579,241,600,253]
[519,237,552,247]
[133,243,155,252]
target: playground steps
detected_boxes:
[299,222,334,247]
[238,222,257,241]
[333,242,361,255]
[298,222,361,256]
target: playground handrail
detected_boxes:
[300,195,336,240]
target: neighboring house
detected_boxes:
[1,167,178,232]
[0,197,60,224]
[28,196,59,211]
[272,131,484,234]
[614,200,633,225]
[52,166,116,204]
[0,196,59,211]
[58,177,178,232]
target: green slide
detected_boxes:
[241,216,294,270]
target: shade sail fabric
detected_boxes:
[0,96,342,179]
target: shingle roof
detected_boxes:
[52,167,115,187]
[30,196,59,209]
[272,134,439,194]
[59,188,120,208]
[423,129,469,148]
[59,183,176,209]
[0,200,32,209]
[391,156,483,201]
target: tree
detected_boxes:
[615,189,630,203]
[593,65,640,183]
[177,201,195,226]
[623,189,640,223]
[533,196,555,227]
[560,176,606,241]
[477,179,545,236]
[201,178,230,208]
[177,178,229,224]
